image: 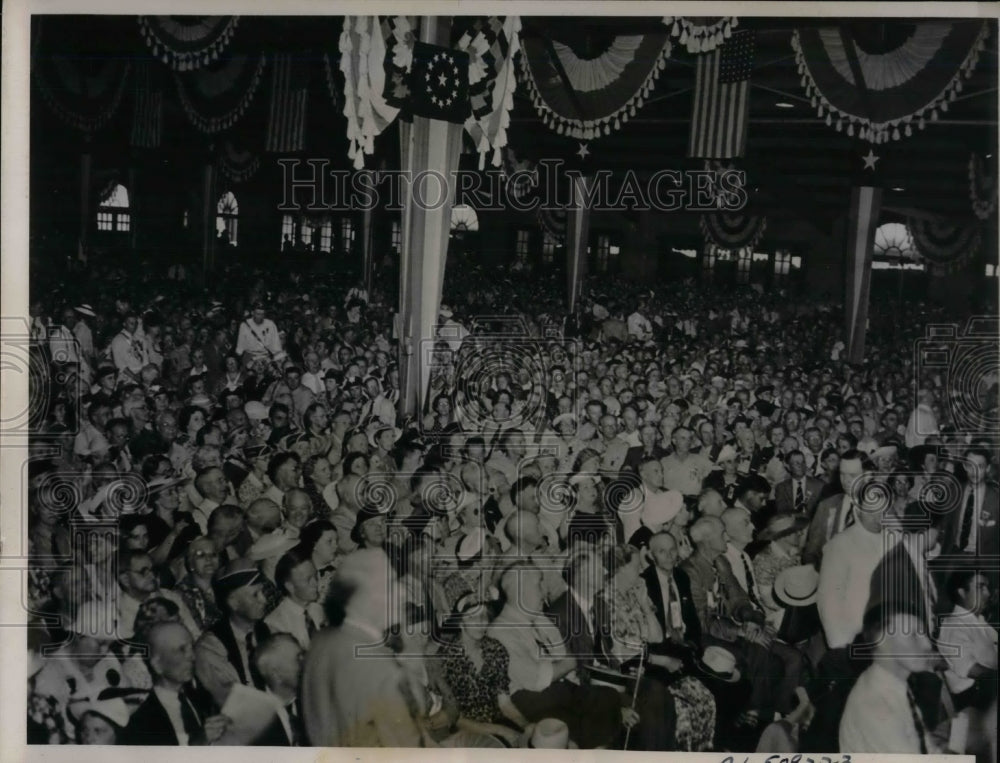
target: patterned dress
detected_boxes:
[599,580,717,751]
[440,637,511,724]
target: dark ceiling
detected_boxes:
[30,15,999,236]
[508,16,998,232]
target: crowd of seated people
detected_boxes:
[23,256,998,755]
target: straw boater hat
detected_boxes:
[757,513,809,543]
[773,564,820,608]
[640,489,684,528]
[67,697,131,729]
[521,718,578,749]
[697,645,741,683]
[74,304,96,318]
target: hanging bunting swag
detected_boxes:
[907,216,982,274]
[339,16,407,170]
[457,16,522,169]
[700,212,766,250]
[969,153,998,221]
[216,140,261,184]
[32,19,131,134]
[174,53,267,133]
[139,16,239,71]
[792,22,989,144]
[663,16,739,54]
[519,28,672,140]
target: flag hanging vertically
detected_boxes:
[845,185,882,363]
[131,60,163,148]
[265,53,308,152]
[688,29,755,159]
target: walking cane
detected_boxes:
[623,643,647,751]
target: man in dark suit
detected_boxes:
[546,547,674,751]
[802,450,869,567]
[774,451,824,519]
[194,559,272,709]
[123,621,226,745]
[942,447,999,557]
[643,531,701,655]
[251,633,306,746]
[622,428,669,474]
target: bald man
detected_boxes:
[281,488,314,539]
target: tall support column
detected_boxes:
[397,16,464,420]
[201,161,216,282]
[566,174,594,312]
[845,185,882,363]
[79,140,92,264]
[362,194,375,295]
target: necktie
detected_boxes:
[179,689,202,742]
[843,504,856,530]
[245,630,266,689]
[794,482,805,513]
[959,490,975,552]
[287,699,301,746]
[305,608,317,640]
[741,552,763,609]
[906,685,929,754]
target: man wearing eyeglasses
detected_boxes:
[114,549,201,640]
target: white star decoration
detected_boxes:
[438,73,448,86]
[576,142,590,160]
[862,149,880,170]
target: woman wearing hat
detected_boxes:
[703,445,746,508]
[438,593,531,747]
[752,514,810,631]
[594,544,716,751]
[69,697,130,744]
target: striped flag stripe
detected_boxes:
[131,62,163,148]
[688,33,753,159]
[266,53,308,153]
[845,186,882,362]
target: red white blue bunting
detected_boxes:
[139,16,239,72]
[792,22,989,144]
[663,16,738,54]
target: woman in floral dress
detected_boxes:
[594,544,716,751]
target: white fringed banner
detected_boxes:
[518,28,672,140]
[662,16,738,54]
[792,22,989,145]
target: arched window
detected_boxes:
[97,184,130,232]
[216,191,239,246]
[872,222,924,270]
[450,204,479,234]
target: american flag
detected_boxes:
[131,60,163,148]
[265,53,308,153]
[688,29,755,159]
